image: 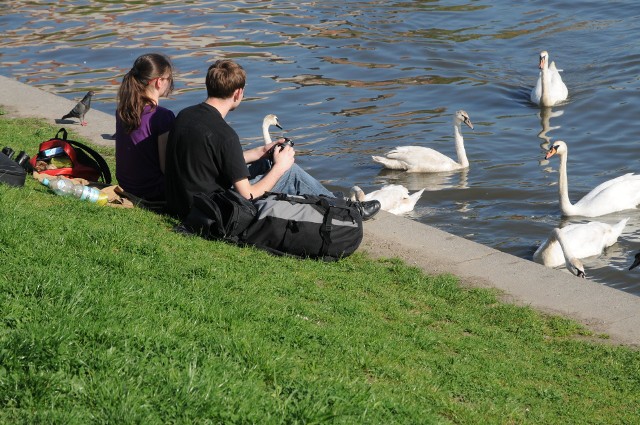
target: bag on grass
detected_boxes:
[183,189,258,243]
[242,193,363,261]
[0,151,27,187]
[29,128,111,184]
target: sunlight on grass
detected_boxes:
[1,116,639,424]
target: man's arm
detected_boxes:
[234,145,295,199]
[243,138,286,163]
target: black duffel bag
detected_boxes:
[183,189,257,243]
[242,193,363,261]
[183,191,364,261]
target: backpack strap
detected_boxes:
[319,198,334,256]
[264,192,338,206]
[49,128,112,184]
[55,128,68,140]
[65,138,112,184]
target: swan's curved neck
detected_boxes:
[262,123,273,145]
[453,121,468,168]
[550,228,571,257]
[539,62,553,107]
[556,151,577,215]
[550,228,583,276]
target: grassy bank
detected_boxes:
[1,115,639,424]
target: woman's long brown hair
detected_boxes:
[116,53,174,133]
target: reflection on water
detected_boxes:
[375,168,469,193]
[2,1,640,295]
[537,106,564,166]
[537,107,563,148]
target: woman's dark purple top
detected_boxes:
[115,105,175,201]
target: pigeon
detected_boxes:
[61,90,95,126]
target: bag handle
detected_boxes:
[44,128,112,184]
[61,134,112,184]
[55,128,68,140]
[66,139,111,184]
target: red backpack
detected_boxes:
[30,128,111,184]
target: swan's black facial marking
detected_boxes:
[539,55,546,69]
[577,270,586,278]
[544,145,558,159]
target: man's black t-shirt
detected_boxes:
[165,102,249,219]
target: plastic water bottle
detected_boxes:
[42,176,108,206]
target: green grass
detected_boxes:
[1,116,639,424]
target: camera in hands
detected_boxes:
[268,137,294,161]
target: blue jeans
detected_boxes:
[248,159,335,197]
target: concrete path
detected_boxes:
[1,75,638,346]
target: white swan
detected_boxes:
[533,218,629,277]
[531,50,568,107]
[262,114,283,145]
[545,141,640,217]
[350,185,425,215]
[372,110,473,173]
[534,227,586,278]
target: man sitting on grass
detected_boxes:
[164,59,380,221]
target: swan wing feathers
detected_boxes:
[531,73,542,104]
[603,218,629,246]
[535,220,626,268]
[575,173,640,211]
[387,188,426,215]
[547,62,568,101]
[563,221,626,256]
[549,61,564,72]
[364,185,425,214]
[366,184,409,198]
[371,155,408,170]
[380,146,459,172]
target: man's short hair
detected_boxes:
[206,59,246,99]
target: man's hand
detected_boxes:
[244,139,284,164]
[235,141,295,200]
[261,138,287,158]
[271,143,295,171]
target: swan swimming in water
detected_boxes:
[372,110,473,173]
[350,184,425,215]
[533,218,629,278]
[262,114,283,145]
[545,141,640,217]
[531,50,568,107]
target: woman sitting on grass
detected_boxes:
[115,53,175,202]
